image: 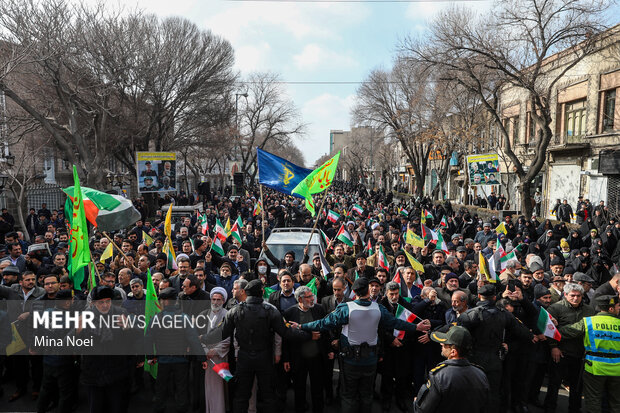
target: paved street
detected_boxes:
[0,372,570,413]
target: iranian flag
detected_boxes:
[377,245,389,271]
[236,216,244,229]
[537,307,561,341]
[336,225,354,247]
[213,362,234,382]
[393,304,418,339]
[63,185,141,232]
[327,210,340,223]
[214,218,228,242]
[229,221,242,243]
[352,204,364,215]
[211,237,225,256]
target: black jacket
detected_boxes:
[414,358,489,413]
[222,296,310,353]
[282,305,329,364]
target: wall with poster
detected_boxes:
[466,153,500,186]
[136,152,177,193]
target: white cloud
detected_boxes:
[204,2,370,45]
[234,42,273,72]
[293,44,357,72]
[299,93,357,165]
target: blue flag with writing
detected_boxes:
[257,148,312,198]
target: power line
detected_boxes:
[224,0,484,2]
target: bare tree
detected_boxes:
[353,60,448,198]
[403,0,613,216]
[238,72,305,181]
[262,138,306,167]
[0,0,236,188]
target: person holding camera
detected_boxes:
[457,284,532,413]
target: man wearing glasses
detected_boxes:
[283,286,327,413]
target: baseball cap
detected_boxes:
[431,326,473,348]
[595,295,619,308]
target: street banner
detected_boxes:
[136,152,177,193]
[466,153,500,186]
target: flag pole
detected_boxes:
[259,184,266,244]
[90,258,102,284]
[102,232,130,262]
[305,192,329,250]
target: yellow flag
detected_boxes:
[495,222,507,235]
[143,231,154,247]
[406,229,425,248]
[478,251,494,283]
[164,203,173,239]
[404,249,425,273]
[100,242,114,263]
[225,218,231,236]
[6,323,26,356]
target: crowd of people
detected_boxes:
[0,182,619,413]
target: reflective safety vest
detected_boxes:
[583,314,620,376]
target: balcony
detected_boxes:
[549,132,590,153]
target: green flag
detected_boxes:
[67,166,91,290]
[292,152,340,216]
[144,269,162,379]
[306,277,318,296]
[263,286,276,300]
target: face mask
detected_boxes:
[258,265,267,274]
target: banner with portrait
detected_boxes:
[136,152,177,193]
[466,153,500,186]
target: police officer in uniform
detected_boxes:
[222,279,310,413]
[414,326,489,412]
[298,277,431,413]
[457,284,531,413]
[558,294,620,413]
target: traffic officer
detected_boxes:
[298,277,431,413]
[457,284,531,413]
[558,294,620,413]
[222,279,310,413]
[414,326,489,412]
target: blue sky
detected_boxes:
[125,0,494,166]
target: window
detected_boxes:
[603,89,616,132]
[512,116,520,144]
[527,112,536,143]
[565,100,586,137]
